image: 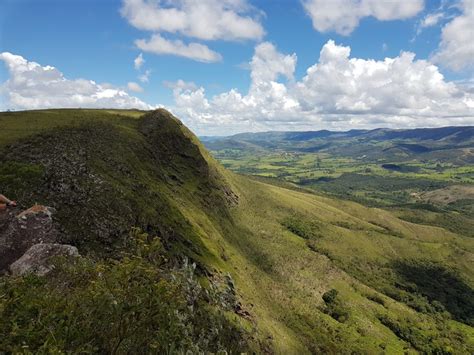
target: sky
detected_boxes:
[0,0,473,135]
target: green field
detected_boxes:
[206,132,474,239]
[214,150,474,185]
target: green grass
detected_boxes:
[1,109,473,353]
[0,109,147,146]
[209,144,474,241]
[222,176,474,352]
[213,149,474,184]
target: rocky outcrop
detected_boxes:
[9,243,79,276]
[16,204,55,220]
[0,205,59,274]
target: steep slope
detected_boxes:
[1,109,234,260]
[0,109,473,353]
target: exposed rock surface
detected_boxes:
[0,205,59,274]
[9,243,79,276]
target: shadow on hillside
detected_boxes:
[393,261,474,326]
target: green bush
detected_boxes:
[322,289,338,304]
[281,216,321,240]
[367,293,385,306]
[321,289,349,323]
[377,314,467,354]
[0,229,250,353]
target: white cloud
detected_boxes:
[302,0,424,35]
[168,40,474,135]
[413,12,444,39]
[127,81,143,92]
[0,52,151,110]
[295,40,463,115]
[121,0,264,62]
[250,42,296,83]
[121,0,264,41]
[139,69,151,83]
[134,53,145,69]
[432,0,474,71]
[164,79,198,90]
[135,34,222,62]
[420,12,444,28]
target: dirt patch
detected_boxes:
[417,185,474,205]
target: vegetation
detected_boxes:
[205,126,474,239]
[321,289,350,323]
[0,109,473,353]
[0,229,250,353]
[281,215,322,240]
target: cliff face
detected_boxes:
[0,110,236,259]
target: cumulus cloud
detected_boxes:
[169,40,474,135]
[302,0,424,35]
[135,34,222,62]
[121,0,264,41]
[0,52,151,110]
[134,53,145,69]
[127,81,144,92]
[121,0,264,62]
[432,0,474,71]
[250,42,296,83]
[295,40,463,115]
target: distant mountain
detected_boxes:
[203,126,474,164]
[371,126,474,142]
[217,126,474,143]
[227,129,369,142]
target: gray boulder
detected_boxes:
[0,205,59,274]
[9,243,79,276]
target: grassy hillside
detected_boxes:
[204,124,474,241]
[1,109,473,353]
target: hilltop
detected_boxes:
[0,109,473,353]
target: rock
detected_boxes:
[0,205,59,274]
[9,243,79,276]
[16,205,55,220]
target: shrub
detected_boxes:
[367,293,385,306]
[322,289,338,304]
[0,229,250,353]
[281,216,321,240]
[321,289,349,323]
[376,314,466,354]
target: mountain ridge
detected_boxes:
[202,125,474,143]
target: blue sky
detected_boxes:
[0,0,473,134]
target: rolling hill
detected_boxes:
[0,109,473,353]
[203,126,474,145]
[202,126,474,164]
